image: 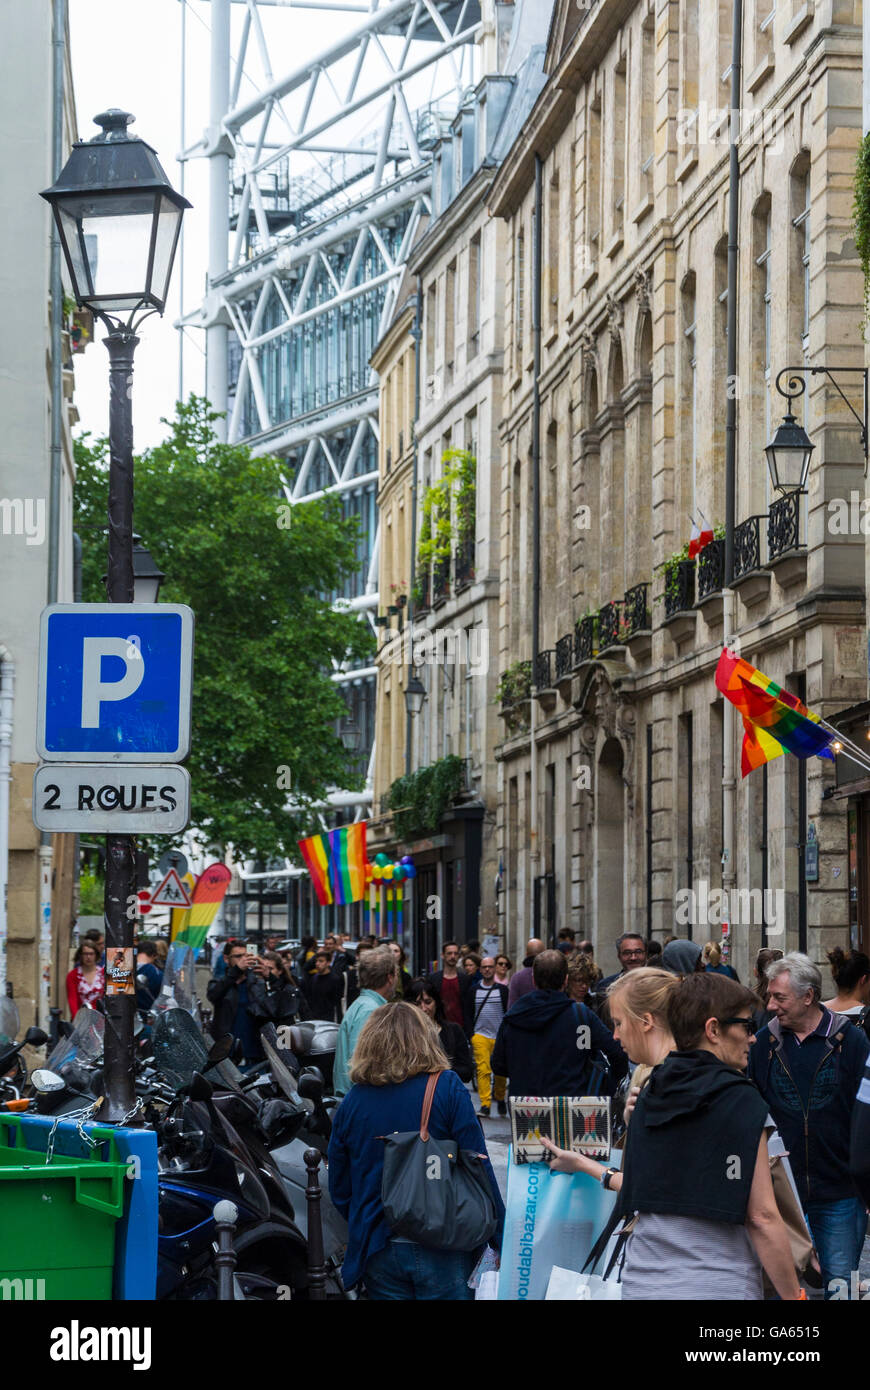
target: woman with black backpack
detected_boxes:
[824,947,870,1033]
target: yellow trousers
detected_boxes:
[471,1033,506,1108]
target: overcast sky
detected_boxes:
[69,0,355,450]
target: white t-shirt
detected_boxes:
[473,982,505,1040]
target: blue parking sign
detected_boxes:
[37,604,194,762]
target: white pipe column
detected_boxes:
[207,0,231,437]
[0,649,14,996]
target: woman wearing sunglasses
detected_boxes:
[493,954,513,985]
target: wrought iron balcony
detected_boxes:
[663,558,695,618]
[454,534,475,590]
[768,490,802,559]
[598,599,623,650]
[697,538,725,600]
[734,516,762,578]
[555,633,574,681]
[414,569,431,614]
[574,614,598,665]
[623,582,650,635]
[534,649,554,690]
[432,557,450,603]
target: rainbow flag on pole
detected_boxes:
[298,833,333,906]
[327,823,367,905]
[715,648,835,777]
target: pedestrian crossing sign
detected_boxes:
[150,867,192,908]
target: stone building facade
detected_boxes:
[488,0,866,984]
[0,0,81,1026]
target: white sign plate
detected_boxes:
[33,763,190,834]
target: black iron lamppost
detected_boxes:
[766,366,868,494]
[41,110,189,1121]
[404,669,426,721]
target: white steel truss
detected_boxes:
[182,1,483,808]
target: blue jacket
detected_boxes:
[327,1068,505,1291]
[747,1007,870,1204]
[490,990,628,1097]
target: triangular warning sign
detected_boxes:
[150,867,192,908]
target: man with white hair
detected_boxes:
[747,951,870,1298]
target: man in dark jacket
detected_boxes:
[302,950,346,1021]
[747,951,870,1298]
[206,942,263,1066]
[427,941,474,1036]
[491,950,628,1097]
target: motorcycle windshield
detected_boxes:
[155,941,196,1014]
[152,1008,209,1088]
[260,1024,300,1103]
[152,1008,243,1092]
[0,998,20,1048]
[46,1007,105,1072]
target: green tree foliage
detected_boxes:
[73,397,374,860]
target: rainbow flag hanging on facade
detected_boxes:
[328,823,367,905]
[715,648,836,777]
[298,833,334,906]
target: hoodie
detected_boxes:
[490,990,628,1097]
[618,1050,769,1224]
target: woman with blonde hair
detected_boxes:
[327,1000,504,1299]
[703,939,739,981]
[541,967,678,1187]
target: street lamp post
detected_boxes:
[41,110,189,1121]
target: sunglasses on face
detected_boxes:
[718,1016,755,1034]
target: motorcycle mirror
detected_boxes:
[230,1037,244,1065]
[31,1069,65,1093]
[188,1072,214,1102]
[298,1072,325,1104]
[24,1026,49,1048]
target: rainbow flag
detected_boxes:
[298,833,333,906]
[327,823,367,905]
[715,648,835,777]
[177,863,232,952]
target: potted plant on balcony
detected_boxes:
[497,659,532,736]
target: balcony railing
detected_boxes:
[623,582,650,635]
[534,649,554,690]
[598,599,623,650]
[663,558,695,618]
[454,534,475,590]
[768,491,802,559]
[697,538,725,600]
[414,570,431,614]
[555,633,574,681]
[574,615,597,665]
[432,557,450,603]
[734,515,762,577]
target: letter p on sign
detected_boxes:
[81,637,145,728]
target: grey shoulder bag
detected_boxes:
[380,1071,498,1251]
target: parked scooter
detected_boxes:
[0,999,48,1106]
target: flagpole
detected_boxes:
[816,719,870,775]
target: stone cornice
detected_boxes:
[409,164,495,274]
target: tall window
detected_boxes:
[639,14,654,191]
[468,232,481,354]
[586,91,602,263]
[682,0,699,116]
[613,58,626,235]
[425,282,436,383]
[718,0,733,87]
[548,171,560,326]
[755,202,773,492]
[792,168,810,355]
[515,225,525,366]
[445,260,457,381]
[682,273,697,515]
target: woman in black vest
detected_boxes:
[614,973,803,1301]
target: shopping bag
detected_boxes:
[545,1266,623,1301]
[496,1145,620,1301]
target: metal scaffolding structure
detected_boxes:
[181,0,482,823]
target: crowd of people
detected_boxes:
[198,925,870,1302]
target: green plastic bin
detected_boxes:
[0,1114,126,1300]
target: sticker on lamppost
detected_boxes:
[36,603,193,762]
